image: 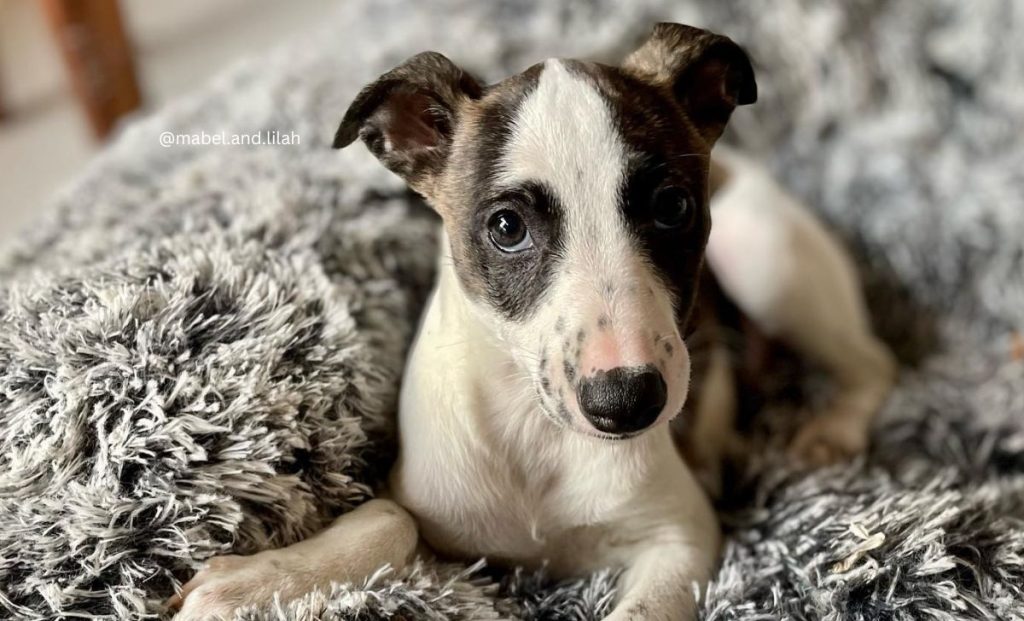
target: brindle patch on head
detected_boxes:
[562,59,712,329]
[438,63,568,321]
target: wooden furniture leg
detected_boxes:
[39,0,142,139]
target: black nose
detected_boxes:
[576,365,667,435]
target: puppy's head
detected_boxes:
[336,23,756,438]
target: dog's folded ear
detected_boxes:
[622,23,756,144]
[333,52,482,195]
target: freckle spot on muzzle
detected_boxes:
[563,360,577,383]
[557,401,572,423]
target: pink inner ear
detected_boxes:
[382,90,444,152]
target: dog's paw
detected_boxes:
[789,412,868,467]
[168,553,286,621]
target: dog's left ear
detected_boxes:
[622,23,756,145]
[333,52,483,196]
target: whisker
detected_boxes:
[665,152,710,162]
[434,338,474,350]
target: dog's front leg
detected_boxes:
[604,531,717,621]
[169,499,418,620]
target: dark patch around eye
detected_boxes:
[593,82,706,319]
[450,66,567,320]
[446,63,567,321]
[584,63,712,330]
[462,180,565,320]
[624,162,669,221]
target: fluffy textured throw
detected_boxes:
[1,0,1022,619]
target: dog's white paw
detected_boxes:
[169,553,286,621]
[789,412,869,466]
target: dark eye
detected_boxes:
[652,188,697,231]
[487,209,534,252]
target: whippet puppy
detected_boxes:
[171,23,894,620]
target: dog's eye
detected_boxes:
[652,188,697,231]
[487,210,534,252]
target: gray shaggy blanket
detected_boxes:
[1,0,1023,619]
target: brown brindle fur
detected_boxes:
[433,64,543,302]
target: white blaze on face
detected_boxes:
[493,59,690,433]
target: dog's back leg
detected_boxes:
[783,305,895,464]
[707,150,896,465]
[169,498,419,619]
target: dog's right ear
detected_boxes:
[622,23,756,146]
[333,52,482,196]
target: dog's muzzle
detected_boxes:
[576,364,667,435]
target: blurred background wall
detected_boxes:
[0,0,331,240]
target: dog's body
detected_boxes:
[172,24,894,621]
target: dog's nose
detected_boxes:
[577,365,667,435]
